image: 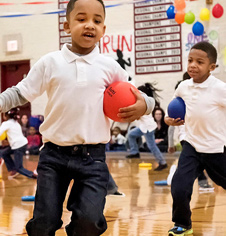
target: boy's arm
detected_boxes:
[117,88,155,122]
[0,86,28,113]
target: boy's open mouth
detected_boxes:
[84,33,94,38]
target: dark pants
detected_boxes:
[26,142,109,236]
[171,141,226,228]
[107,173,118,194]
[2,144,34,178]
[180,140,207,182]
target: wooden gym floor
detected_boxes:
[0,152,225,236]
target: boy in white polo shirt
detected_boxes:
[165,41,226,236]
[0,0,154,235]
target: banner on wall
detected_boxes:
[58,0,71,48]
[134,0,182,75]
[99,31,135,81]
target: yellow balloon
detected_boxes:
[223,47,226,65]
[200,8,210,21]
[0,131,7,141]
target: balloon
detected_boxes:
[192,21,204,36]
[209,30,218,40]
[212,3,224,18]
[166,5,175,19]
[184,11,195,24]
[223,47,226,65]
[174,0,186,11]
[175,11,185,24]
[200,8,210,21]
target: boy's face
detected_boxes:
[64,0,106,54]
[187,49,216,83]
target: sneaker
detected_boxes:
[31,170,38,179]
[108,190,125,197]
[8,170,19,180]
[199,180,214,192]
[168,226,193,236]
[154,163,168,171]
[126,153,140,158]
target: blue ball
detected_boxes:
[168,97,186,120]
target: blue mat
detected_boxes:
[154,180,168,186]
[21,195,35,201]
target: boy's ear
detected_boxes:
[209,63,216,71]
[64,21,71,34]
[102,25,106,37]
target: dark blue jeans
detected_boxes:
[2,144,34,178]
[171,141,226,228]
[26,142,109,236]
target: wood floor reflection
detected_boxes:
[0,152,225,236]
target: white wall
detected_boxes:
[0,0,226,116]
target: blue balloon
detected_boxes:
[168,97,186,120]
[192,21,204,36]
[166,5,175,19]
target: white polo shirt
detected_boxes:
[16,44,129,146]
[175,75,226,153]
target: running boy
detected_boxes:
[0,0,154,235]
[165,41,226,236]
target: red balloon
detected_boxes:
[103,81,139,122]
[212,3,224,18]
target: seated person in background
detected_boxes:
[29,115,44,135]
[109,126,126,151]
[26,126,41,155]
[20,114,30,137]
[152,107,169,152]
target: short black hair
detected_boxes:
[66,0,106,20]
[191,41,217,64]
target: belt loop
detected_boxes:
[82,146,87,156]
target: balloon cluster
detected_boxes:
[166,1,224,36]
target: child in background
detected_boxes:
[0,0,154,234]
[165,41,226,236]
[0,108,37,180]
[110,126,126,151]
[126,83,168,171]
[26,126,41,155]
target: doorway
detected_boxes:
[0,60,31,118]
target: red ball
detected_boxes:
[103,81,138,122]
